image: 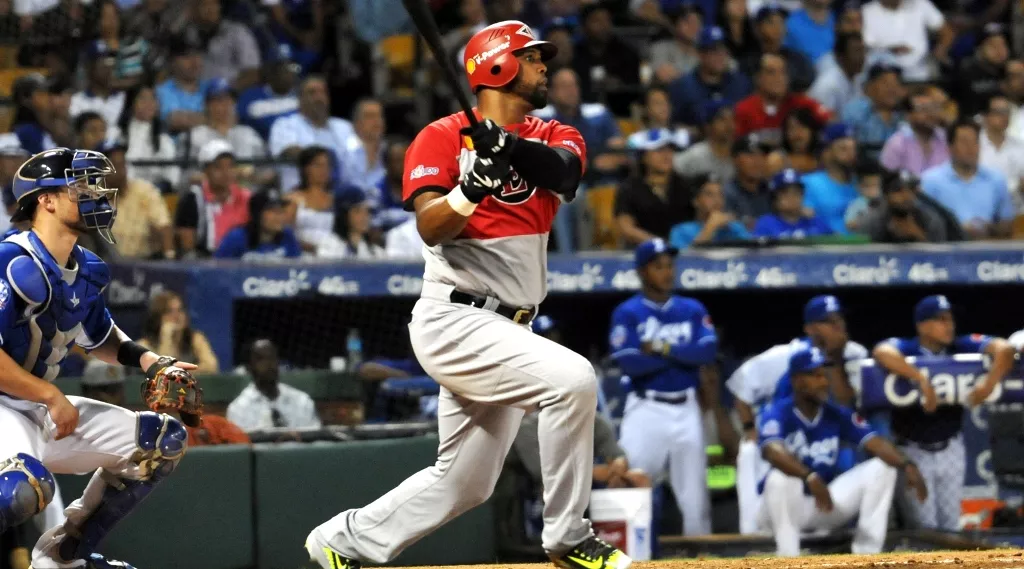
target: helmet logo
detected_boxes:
[471,37,511,68]
[466,59,477,74]
[515,25,534,38]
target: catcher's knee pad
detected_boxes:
[136,411,188,479]
[0,453,55,534]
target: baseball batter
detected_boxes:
[610,239,717,536]
[757,346,927,557]
[727,295,868,534]
[305,21,630,569]
[0,148,202,569]
[871,295,1015,530]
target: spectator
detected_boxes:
[74,111,108,152]
[187,413,252,446]
[237,44,301,140]
[953,23,1009,119]
[783,0,834,65]
[803,123,859,233]
[119,84,180,192]
[541,18,576,75]
[227,338,321,431]
[316,192,386,259]
[385,217,425,260]
[1003,60,1024,140]
[445,0,488,70]
[673,101,736,183]
[739,4,816,94]
[215,188,302,260]
[156,30,213,134]
[100,138,174,260]
[753,168,832,238]
[11,73,56,154]
[725,134,771,230]
[124,0,184,62]
[339,98,386,194]
[191,0,261,90]
[139,291,219,374]
[533,68,627,177]
[834,0,863,35]
[285,146,335,251]
[91,0,150,90]
[46,75,77,149]
[734,53,830,147]
[844,159,883,232]
[879,89,949,176]
[269,75,355,195]
[175,139,252,257]
[669,173,751,247]
[861,0,953,82]
[668,26,752,127]
[572,2,641,116]
[0,135,28,235]
[649,4,703,85]
[186,78,269,186]
[809,32,867,113]
[626,86,690,150]
[861,170,948,242]
[368,139,413,234]
[922,120,1014,239]
[719,0,759,61]
[980,95,1024,210]
[265,0,324,72]
[69,41,126,129]
[770,107,823,174]
[841,62,906,159]
[614,132,692,246]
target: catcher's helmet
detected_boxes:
[464,20,557,92]
[12,147,118,243]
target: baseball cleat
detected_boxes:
[552,536,632,569]
[305,529,361,569]
[30,553,137,569]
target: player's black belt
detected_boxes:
[449,290,537,325]
[636,390,689,405]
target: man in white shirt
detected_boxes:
[809,32,867,113]
[269,75,355,192]
[340,98,386,193]
[979,95,1024,213]
[69,41,127,128]
[1003,60,1024,140]
[861,0,954,81]
[227,339,322,431]
[385,218,425,259]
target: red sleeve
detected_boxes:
[546,121,588,175]
[797,94,832,124]
[733,99,753,137]
[403,121,462,208]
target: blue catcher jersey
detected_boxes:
[608,294,718,393]
[883,334,991,444]
[0,231,114,383]
[758,396,876,490]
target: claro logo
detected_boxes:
[977,261,1024,282]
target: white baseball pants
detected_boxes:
[898,436,964,531]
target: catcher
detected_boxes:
[0,147,202,569]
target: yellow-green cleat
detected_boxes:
[552,536,632,569]
[305,531,361,569]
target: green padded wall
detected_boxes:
[54,445,254,569]
[253,437,496,569]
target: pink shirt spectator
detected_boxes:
[879,124,949,176]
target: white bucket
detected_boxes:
[589,487,653,561]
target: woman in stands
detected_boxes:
[139,291,220,374]
[286,145,336,252]
[768,108,823,176]
[316,191,385,260]
[118,83,180,192]
[215,188,302,261]
[718,0,758,61]
[91,0,151,90]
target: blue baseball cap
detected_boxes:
[821,122,854,146]
[769,168,803,192]
[804,295,842,324]
[789,346,829,375]
[205,77,233,101]
[914,295,952,323]
[532,315,557,335]
[698,26,726,50]
[630,128,684,151]
[755,2,788,22]
[635,238,679,269]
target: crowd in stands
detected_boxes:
[0,0,1018,257]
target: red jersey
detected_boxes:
[402,109,587,306]
[733,93,832,147]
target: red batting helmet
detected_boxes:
[463,20,557,92]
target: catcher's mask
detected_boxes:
[13,148,119,243]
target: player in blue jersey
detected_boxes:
[236,44,300,139]
[752,169,832,240]
[610,238,718,536]
[870,294,1015,531]
[0,148,203,569]
[757,346,927,556]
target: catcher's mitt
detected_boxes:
[142,356,204,427]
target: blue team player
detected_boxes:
[610,238,718,536]
[870,294,1015,531]
[753,168,833,239]
[0,148,201,569]
[757,346,927,557]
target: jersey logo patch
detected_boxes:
[409,165,440,180]
[703,314,713,329]
[851,412,868,428]
[495,170,537,204]
[970,334,987,343]
[610,325,627,350]
[0,280,9,311]
[761,419,781,437]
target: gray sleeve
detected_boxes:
[648,41,674,69]
[232,23,262,70]
[594,415,626,462]
[922,207,948,242]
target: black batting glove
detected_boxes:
[460,119,517,159]
[462,155,511,203]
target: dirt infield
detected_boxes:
[394,550,1024,569]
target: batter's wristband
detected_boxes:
[446,185,479,216]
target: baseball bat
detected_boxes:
[401,0,479,127]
